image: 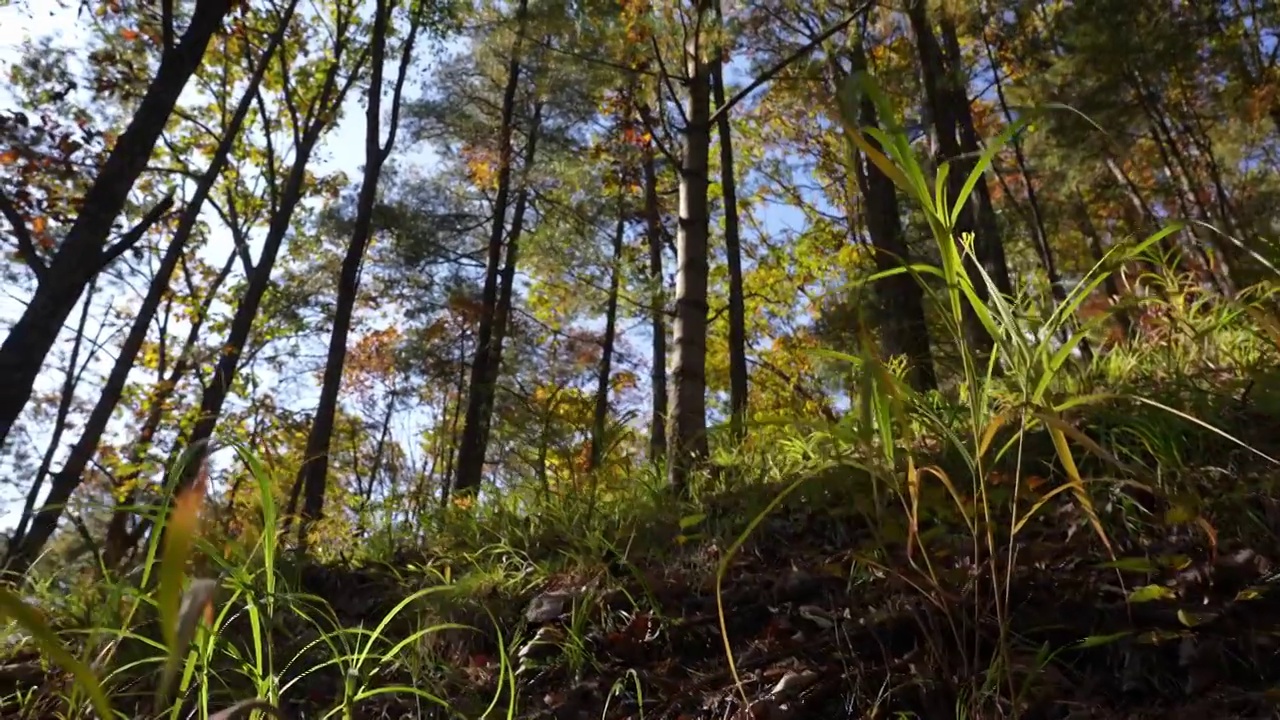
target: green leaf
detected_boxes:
[1097,557,1159,572]
[679,512,706,530]
[1128,584,1176,603]
[0,588,113,719]
[1077,631,1131,648]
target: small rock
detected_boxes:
[525,589,574,623]
[769,669,819,699]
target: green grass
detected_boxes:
[4,75,1280,719]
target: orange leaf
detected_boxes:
[120,28,140,41]
[171,462,209,542]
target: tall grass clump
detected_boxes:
[0,442,511,719]
[707,71,1280,717]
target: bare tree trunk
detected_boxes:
[907,0,1008,355]
[0,0,234,449]
[439,335,468,507]
[452,0,530,496]
[297,0,419,540]
[839,40,936,392]
[182,13,367,496]
[1073,187,1132,342]
[668,0,713,492]
[938,11,1012,298]
[590,207,625,470]
[640,136,667,464]
[709,0,748,442]
[981,29,1091,360]
[3,279,96,570]
[454,91,542,495]
[1130,78,1237,296]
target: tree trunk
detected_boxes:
[641,132,667,464]
[3,279,96,571]
[1130,79,1237,296]
[1073,187,1132,343]
[981,30,1091,360]
[3,9,291,577]
[438,334,468,507]
[709,0,748,442]
[297,0,418,539]
[97,246,237,568]
[476,101,542,471]
[0,0,233,449]
[938,11,1012,299]
[590,208,625,470]
[452,5,535,493]
[179,40,365,495]
[668,0,713,492]
[840,42,937,392]
[907,0,1007,354]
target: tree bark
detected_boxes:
[590,207,626,470]
[4,279,96,571]
[668,0,713,492]
[180,22,366,496]
[840,41,937,392]
[1072,187,1132,343]
[907,0,1009,354]
[981,29,1091,360]
[640,117,667,465]
[452,5,535,493]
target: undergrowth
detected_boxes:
[3,74,1280,719]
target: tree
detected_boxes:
[178,0,370,497]
[4,0,300,577]
[0,0,236,449]
[450,0,534,497]
[294,0,441,540]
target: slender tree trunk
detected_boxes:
[590,208,626,470]
[1073,187,1133,343]
[297,0,418,539]
[3,279,96,571]
[181,37,366,496]
[981,30,1091,360]
[641,135,667,464]
[0,0,233,449]
[709,0,748,442]
[452,0,530,496]
[439,335,468,507]
[4,14,291,576]
[1131,81,1237,296]
[908,0,1007,355]
[99,245,239,567]
[840,42,936,392]
[668,0,713,492]
[473,100,543,468]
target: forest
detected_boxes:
[0,0,1279,717]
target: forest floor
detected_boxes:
[279,454,1280,719]
[5,417,1280,719]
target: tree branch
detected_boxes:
[101,193,176,269]
[0,188,46,282]
[161,0,175,54]
[651,35,690,129]
[707,1,873,127]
